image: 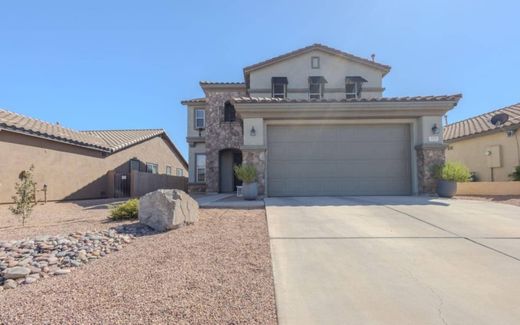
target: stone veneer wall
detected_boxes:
[242,149,266,195]
[204,90,246,192]
[415,144,446,194]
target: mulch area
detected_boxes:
[0,208,277,324]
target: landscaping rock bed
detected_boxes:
[0,224,153,291]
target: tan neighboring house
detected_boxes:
[444,103,520,181]
[0,109,188,203]
[181,43,461,196]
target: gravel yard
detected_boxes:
[0,199,130,241]
[0,208,277,324]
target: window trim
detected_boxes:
[272,82,287,98]
[194,109,205,129]
[165,165,172,175]
[176,168,184,177]
[146,162,159,174]
[311,56,320,69]
[345,81,359,99]
[195,154,206,183]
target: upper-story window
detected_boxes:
[224,101,236,122]
[194,109,205,129]
[311,56,320,69]
[271,77,288,98]
[309,76,327,99]
[345,76,367,99]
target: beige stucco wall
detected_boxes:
[456,181,520,195]
[187,104,207,138]
[446,131,520,182]
[249,50,384,99]
[0,131,188,203]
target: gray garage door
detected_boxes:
[267,124,412,196]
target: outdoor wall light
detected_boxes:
[250,126,256,136]
[431,123,440,135]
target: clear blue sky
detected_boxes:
[1,0,519,158]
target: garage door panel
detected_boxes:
[268,161,409,179]
[269,143,408,161]
[267,124,412,196]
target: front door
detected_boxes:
[219,149,242,193]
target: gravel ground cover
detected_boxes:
[0,209,277,324]
[455,195,520,207]
[0,199,130,241]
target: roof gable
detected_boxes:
[243,44,391,84]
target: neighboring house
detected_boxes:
[0,109,188,203]
[444,103,520,181]
[181,43,461,196]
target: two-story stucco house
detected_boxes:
[181,44,461,196]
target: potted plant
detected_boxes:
[432,162,471,198]
[234,164,258,200]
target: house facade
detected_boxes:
[444,103,520,181]
[0,109,188,203]
[182,44,461,196]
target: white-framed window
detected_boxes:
[176,168,184,176]
[345,81,358,99]
[309,82,323,99]
[194,109,205,129]
[146,163,158,174]
[165,165,172,175]
[272,82,286,98]
[311,56,320,69]
[195,154,206,183]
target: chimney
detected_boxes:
[371,54,375,62]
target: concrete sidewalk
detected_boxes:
[266,196,520,325]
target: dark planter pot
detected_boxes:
[242,182,258,200]
[436,180,457,198]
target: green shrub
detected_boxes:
[510,166,520,181]
[10,165,37,226]
[233,164,257,183]
[432,162,471,182]
[109,199,139,220]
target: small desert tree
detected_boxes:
[10,165,37,226]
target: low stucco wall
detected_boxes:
[457,182,520,196]
[130,171,188,197]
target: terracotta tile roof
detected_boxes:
[0,109,109,150]
[444,103,520,142]
[0,109,181,157]
[180,97,207,105]
[81,129,166,152]
[243,43,391,75]
[199,81,245,85]
[232,94,462,104]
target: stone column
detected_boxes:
[415,143,446,194]
[242,148,266,195]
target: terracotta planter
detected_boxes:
[436,180,457,198]
[242,182,258,200]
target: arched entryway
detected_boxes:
[219,149,242,193]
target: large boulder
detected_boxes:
[138,189,199,231]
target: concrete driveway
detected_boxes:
[265,196,520,325]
